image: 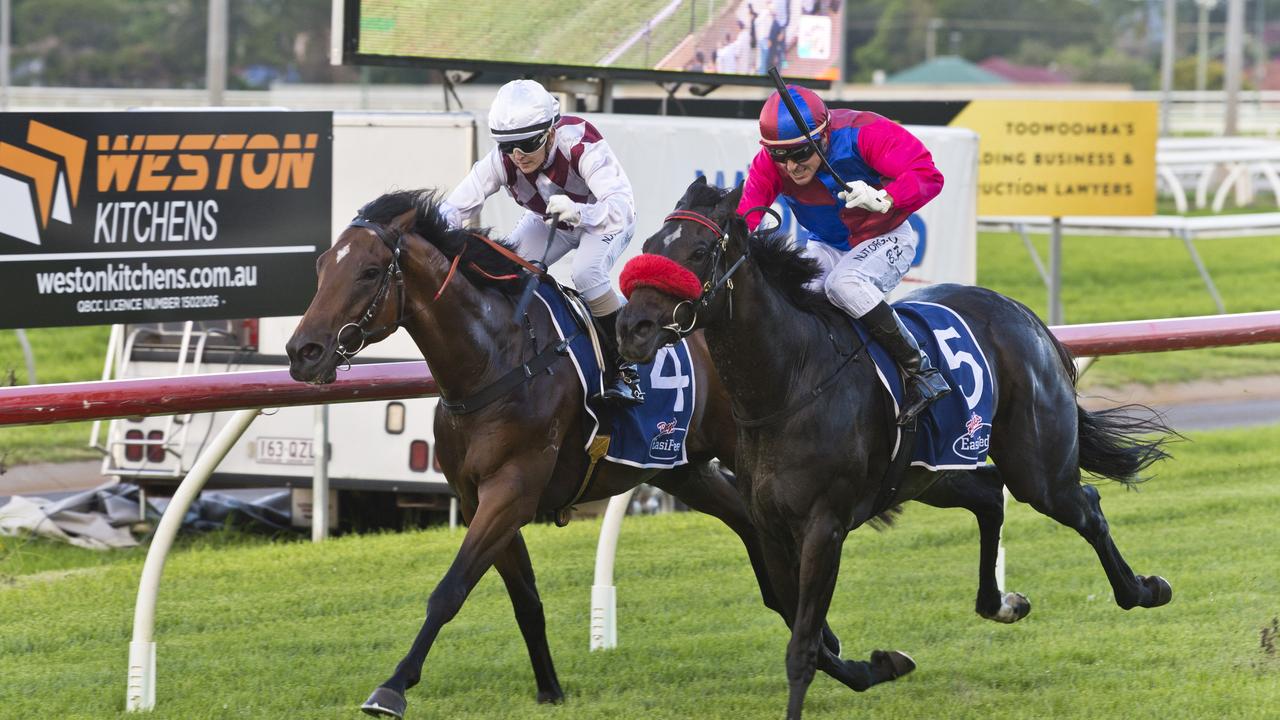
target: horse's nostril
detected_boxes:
[300,343,324,362]
[632,319,655,341]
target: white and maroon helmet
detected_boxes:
[488,80,561,142]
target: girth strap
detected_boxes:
[554,434,612,527]
[871,425,917,519]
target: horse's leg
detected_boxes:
[991,432,1172,611]
[492,529,563,704]
[751,515,912,708]
[781,514,915,720]
[649,461,843,656]
[914,466,1030,623]
[782,515,844,720]
[363,465,542,719]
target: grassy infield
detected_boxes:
[0,230,1279,717]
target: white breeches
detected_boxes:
[801,220,918,318]
[508,211,635,315]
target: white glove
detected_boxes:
[439,201,464,231]
[837,180,893,214]
[545,194,582,226]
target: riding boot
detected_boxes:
[595,310,645,406]
[861,301,951,425]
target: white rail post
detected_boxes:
[312,404,329,542]
[995,487,1008,591]
[127,407,260,712]
[590,488,636,651]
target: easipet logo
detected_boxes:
[952,412,992,461]
[0,120,87,246]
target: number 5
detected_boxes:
[933,326,982,409]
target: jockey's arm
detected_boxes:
[439,151,505,229]
[856,119,944,215]
[573,140,636,236]
[737,150,783,231]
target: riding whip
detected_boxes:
[766,67,848,187]
[511,214,558,320]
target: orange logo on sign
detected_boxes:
[96,132,319,193]
[0,121,87,246]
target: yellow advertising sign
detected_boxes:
[949,100,1157,216]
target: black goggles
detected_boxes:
[497,131,549,156]
[768,141,820,163]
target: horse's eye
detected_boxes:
[689,247,708,262]
[361,267,382,281]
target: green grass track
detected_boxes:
[2,424,1279,718]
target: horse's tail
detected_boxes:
[1075,404,1177,485]
[1008,296,1179,485]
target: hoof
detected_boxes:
[987,592,1031,623]
[362,686,407,718]
[536,688,565,705]
[1139,575,1173,608]
[870,649,916,685]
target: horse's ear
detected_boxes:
[390,208,417,234]
[678,174,710,210]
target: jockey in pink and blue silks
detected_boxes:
[737,85,952,425]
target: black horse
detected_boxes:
[617,178,1175,719]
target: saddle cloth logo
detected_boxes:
[533,283,695,469]
[0,120,87,246]
[854,300,996,470]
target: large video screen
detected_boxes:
[339,0,841,86]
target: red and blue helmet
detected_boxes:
[759,85,829,147]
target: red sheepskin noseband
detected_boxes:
[620,254,703,301]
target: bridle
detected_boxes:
[659,205,778,337]
[335,217,408,364]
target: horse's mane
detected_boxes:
[357,189,526,295]
[743,227,830,314]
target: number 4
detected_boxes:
[649,346,691,411]
[933,326,982,410]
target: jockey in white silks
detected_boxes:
[440,79,644,405]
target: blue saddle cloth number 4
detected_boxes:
[604,344,696,467]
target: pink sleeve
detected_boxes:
[736,150,783,231]
[856,118,944,214]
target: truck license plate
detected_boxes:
[255,437,315,465]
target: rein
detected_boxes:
[732,336,864,428]
[435,231,541,300]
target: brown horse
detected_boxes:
[617,178,1175,719]
[285,189,1021,718]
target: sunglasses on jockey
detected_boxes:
[497,130,550,156]
[767,140,822,164]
